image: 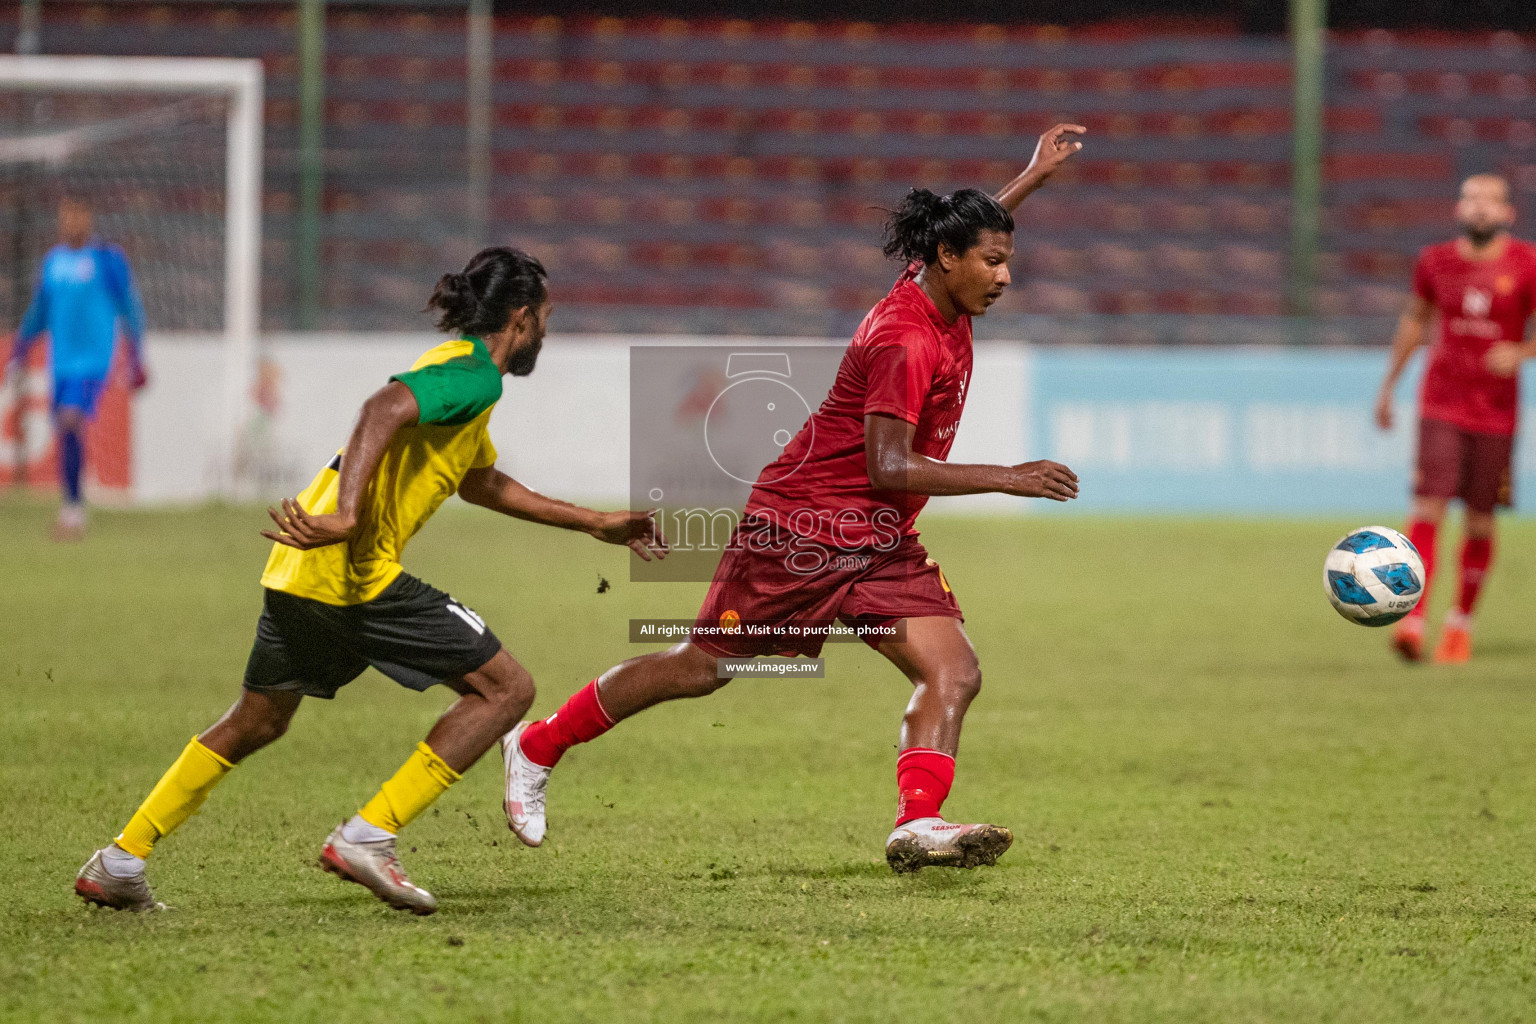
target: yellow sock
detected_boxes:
[357,742,461,834]
[114,737,235,859]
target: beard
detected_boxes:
[1463,223,1501,246]
[506,335,543,377]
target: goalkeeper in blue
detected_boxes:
[6,197,148,539]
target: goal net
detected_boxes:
[0,56,262,500]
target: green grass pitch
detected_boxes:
[3,501,1535,1022]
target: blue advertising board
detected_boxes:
[1026,348,1536,514]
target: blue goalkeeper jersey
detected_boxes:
[16,240,145,380]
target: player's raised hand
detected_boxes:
[1005,460,1080,501]
[591,509,669,561]
[1024,123,1086,181]
[261,498,357,549]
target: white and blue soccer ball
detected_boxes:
[1324,526,1426,627]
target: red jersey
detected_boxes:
[1413,237,1536,436]
[746,266,973,549]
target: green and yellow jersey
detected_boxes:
[260,336,503,606]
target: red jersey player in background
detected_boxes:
[497,124,1085,873]
[1374,174,1536,664]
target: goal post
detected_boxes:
[0,55,263,499]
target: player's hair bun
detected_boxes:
[426,248,548,337]
[881,187,1014,266]
[427,271,477,327]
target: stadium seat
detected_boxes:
[34,4,1518,332]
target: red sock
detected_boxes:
[518,681,615,769]
[1405,519,1437,620]
[1457,536,1493,616]
[895,748,955,826]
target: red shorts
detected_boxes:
[692,515,962,660]
[1414,417,1515,514]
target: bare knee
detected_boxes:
[1465,511,1496,540]
[475,652,536,728]
[241,713,291,748]
[203,690,300,762]
[669,644,730,699]
[930,660,982,705]
[503,662,537,713]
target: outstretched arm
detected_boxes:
[103,248,149,388]
[458,466,668,561]
[262,380,420,549]
[1374,294,1434,430]
[992,123,1087,214]
[864,413,1078,500]
[9,273,49,370]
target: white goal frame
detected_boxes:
[0,55,263,497]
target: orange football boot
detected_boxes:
[1391,616,1425,662]
[1432,622,1472,665]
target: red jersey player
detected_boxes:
[497,123,1086,873]
[1374,174,1536,663]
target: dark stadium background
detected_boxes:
[5,0,1533,342]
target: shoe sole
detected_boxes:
[74,876,161,912]
[319,845,436,916]
[503,800,543,848]
[885,825,1014,874]
[75,877,113,907]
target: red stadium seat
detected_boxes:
[1153,243,1214,279]
[34,4,1496,333]
[1218,245,1283,281]
[1350,283,1408,316]
[1019,281,1095,315]
[1327,152,1456,182]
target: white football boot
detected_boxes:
[500,721,550,847]
[75,848,165,911]
[53,504,87,542]
[319,824,436,915]
[884,817,1013,874]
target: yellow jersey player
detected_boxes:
[73,248,666,915]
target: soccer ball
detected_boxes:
[1323,526,1426,627]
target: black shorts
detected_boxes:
[243,573,503,699]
